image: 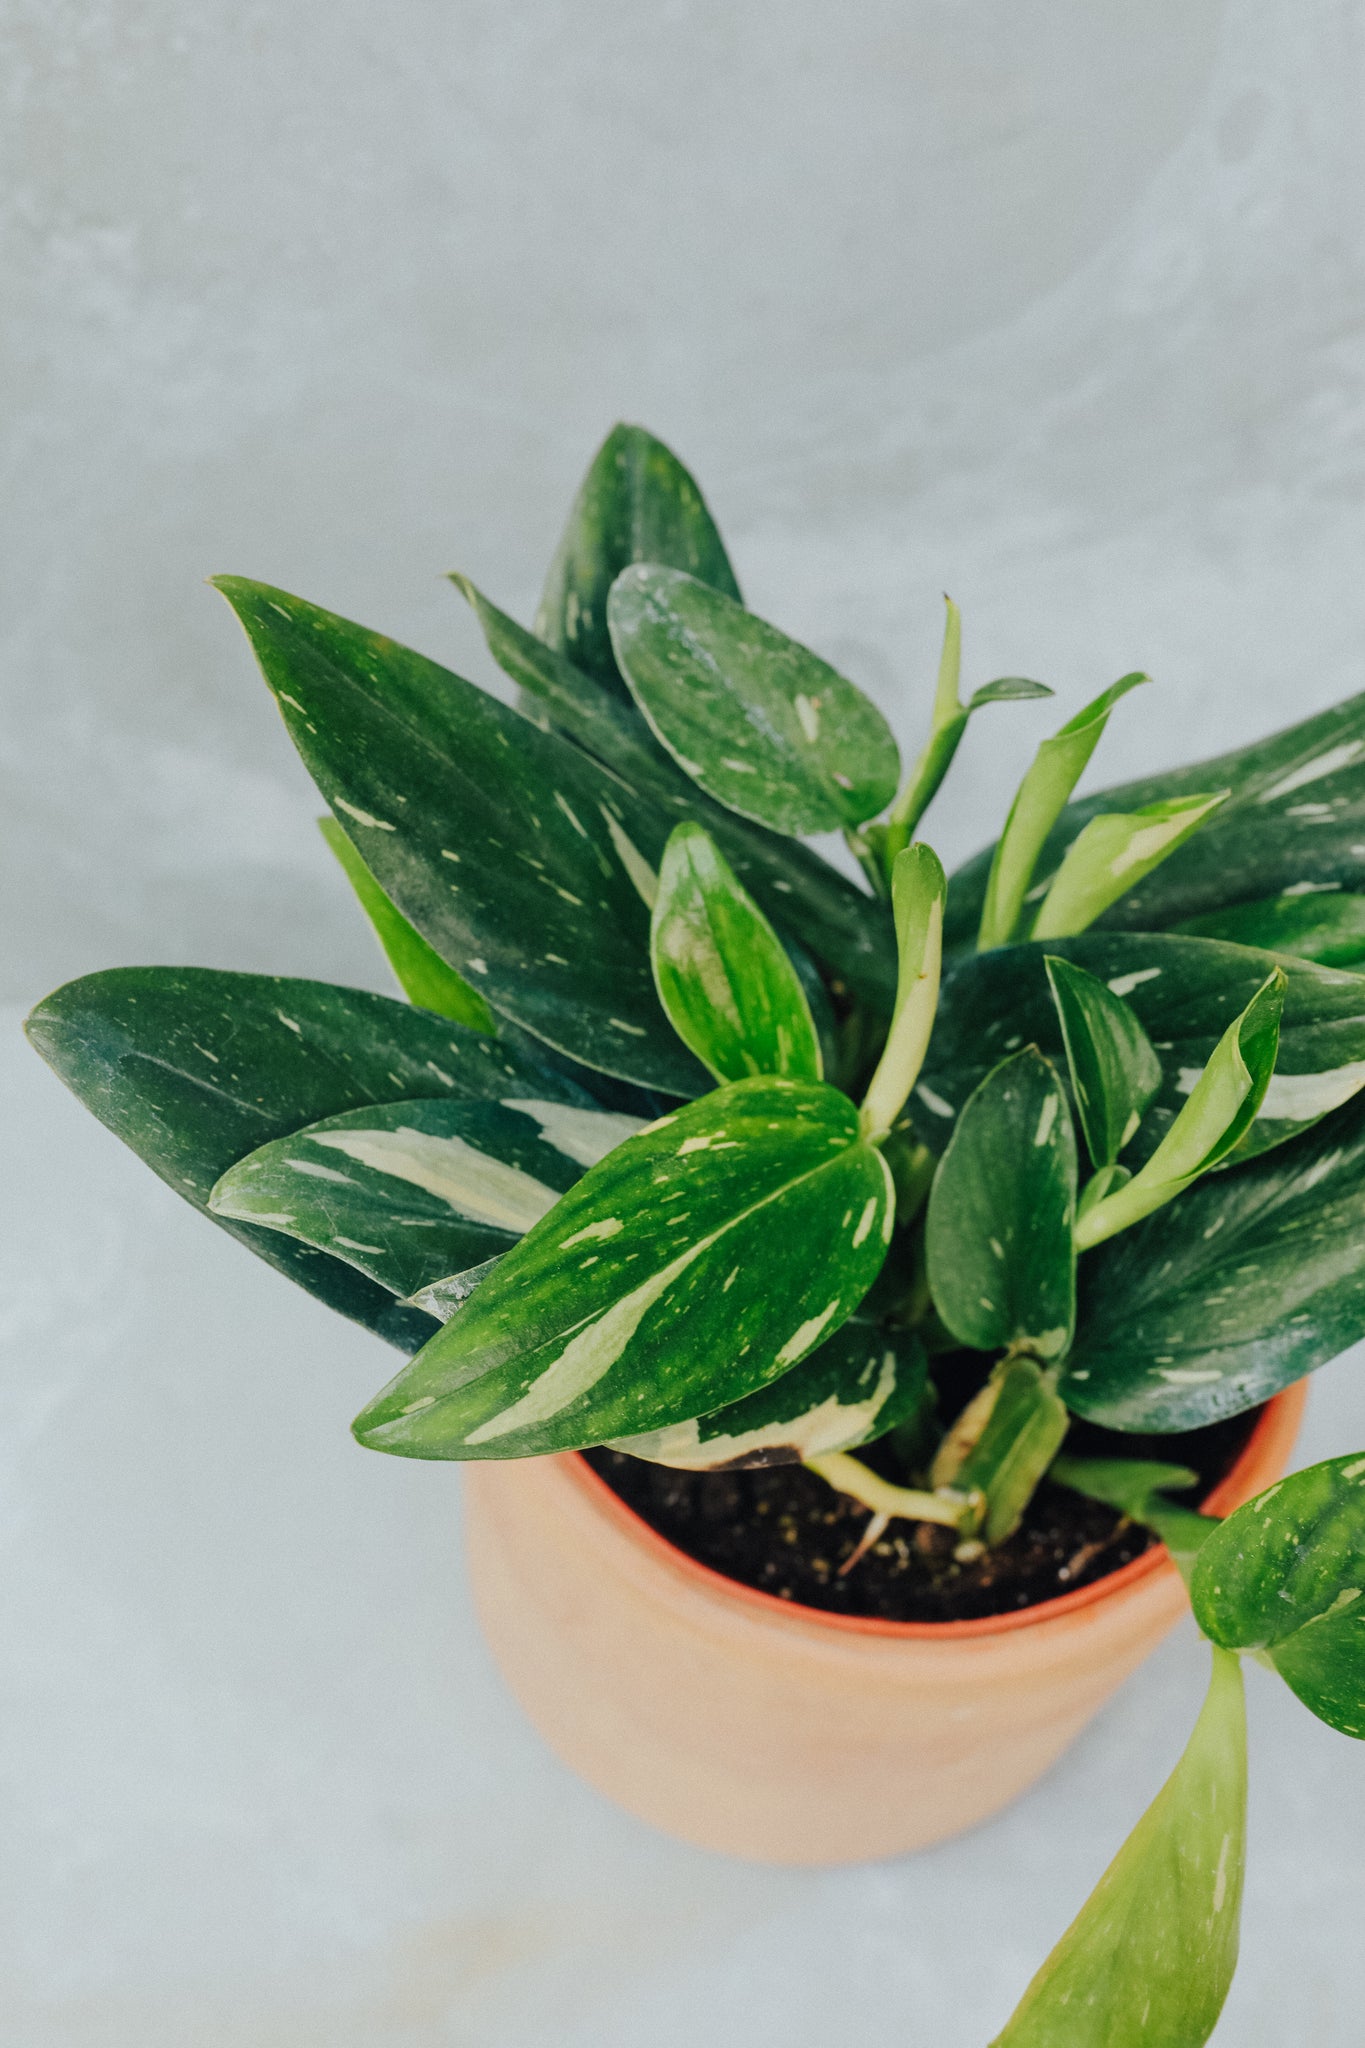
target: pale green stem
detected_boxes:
[860,851,945,1145]
[881,599,963,875]
[805,1450,977,1531]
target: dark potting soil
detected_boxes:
[584,1406,1260,1625]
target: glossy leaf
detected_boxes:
[977,673,1148,950]
[1031,793,1228,941]
[452,574,897,1016]
[213,577,710,1096]
[1074,971,1284,1250]
[210,1097,642,1299]
[611,1323,928,1470]
[925,1049,1077,1360]
[1044,955,1161,1169]
[23,969,589,1348]
[1192,1454,1365,1737]
[534,422,740,702]
[351,1077,894,1459]
[1063,1086,1365,1430]
[945,1356,1070,1546]
[1177,888,1365,967]
[859,844,946,1144]
[991,1648,1245,2048]
[1051,1455,1216,1561]
[608,564,900,834]
[650,823,821,1083]
[318,817,495,1030]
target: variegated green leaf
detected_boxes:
[991,1648,1245,2048]
[938,1355,1070,1546]
[210,1097,642,1298]
[1192,1453,1365,1737]
[1031,792,1228,942]
[925,1049,1077,1360]
[650,823,821,1083]
[607,564,900,835]
[535,422,741,702]
[351,1077,894,1459]
[611,1323,927,1470]
[859,843,946,1144]
[1044,955,1161,1170]
[318,817,494,1030]
[1177,888,1365,966]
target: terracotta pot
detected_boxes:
[463,1381,1305,1866]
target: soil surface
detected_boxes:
[584,1406,1259,1624]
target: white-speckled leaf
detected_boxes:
[1044,955,1162,1169]
[1177,888,1365,967]
[351,1077,895,1459]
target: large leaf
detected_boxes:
[351,1077,894,1459]
[24,969,589,1347]
[453,574,897,1015]
[534,422,741,703]
[1177,888,1365,967]
[610,1322,928,1470]
[1044,955,1161,1169]
[920,933,1365,1166]
[1192,1454,1365,1737]
[990,1647,1245,2048]
[213,577,710,1096]
[1062,1087,1365,1429]
[608,564,900,835]
[949,687,1365,951]
[318,817,495,1030]
[210,1097,642,1299]
[925,1049,1077,1360]
[650,823,821,1083]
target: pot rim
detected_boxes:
[563,1380,1307,1641]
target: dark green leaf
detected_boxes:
[925,1048,1077,1359]
[535,421,741,702]
[610,1323,928,1470]
[1192,1453,1365,1737]
[1177,889,1365,967]
[213,576,710,1096]
[1051,1455,1216,1561]
[990,1648,1245,2048]
[1063,1087,1365,1430]
[1045,955,1161,1169]
[351,1077,894,1459]
[608,564,900,834]
[318,817,495,1030]
[650,823,821,1083]
[210,1097,642,1299]
[1030,793,1227,942]
[24,969,588,1347]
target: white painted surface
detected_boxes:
[6,1,1365,2039]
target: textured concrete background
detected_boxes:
[5,2,1365,2041]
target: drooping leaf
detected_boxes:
[1051,1455,1216,1562]
[1030,793,1228,942]
[607,564,900,835]
[990,1647,1245,2048]
[212,577,710,1095]
[1177,888,1365,967]
[210,1097,643,1299]
[649,823,821,1083]
[318,817,495,1030]
[23,969,590,1347]
[859,844,947,1144]
[452,574,897,1016]
[941,1355,1070,1546]
[1044,956,1161,1170]
[949,686,1365,952]
[611,1323,928,1470]
[976,674,1149,950]
[1192,1453,1365,1737]
[534,422,741,703]
[925,1048,1077,1360]
[1074,971,1284,1250]
[351,1076,894,1460]
[1062,1086,1365,1430]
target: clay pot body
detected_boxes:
[463,1383,1305,1866]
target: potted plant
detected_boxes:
[28,423,1365,2044]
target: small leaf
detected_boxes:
[1031,793,1229,942]
[925,1048,1077,1359]
[968,677,1055,710]
[611,1323,927,1470]
[319,817,494,1030]
[608,564,900,835]
[976,674,1149,951]
[1177,888,1365,967]
[859,844,946,1144]
[1051,1455,1215,1561]
[945,1356,1070,1546]
[990,1647,1245,2048]
[535,422,741,702]
[650,823,822,1083]
[1074,970,1285,1250]
[351,1077,894,1459]
[210,1097,642,1298]
[1192,1453,1365,1738]
[1044,955,1161,1169]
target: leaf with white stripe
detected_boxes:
[351,1077,895,1459]
[210,1098,643,1298]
